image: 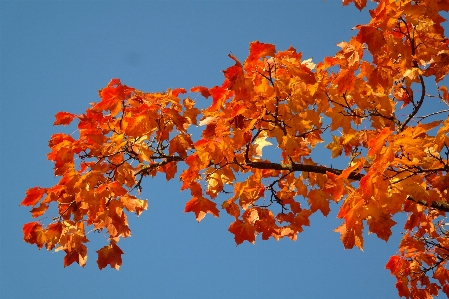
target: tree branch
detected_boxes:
[245,160,449,212]
[245,160,364,180]
[407,196,449,213]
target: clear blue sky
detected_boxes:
[2,1,443,298]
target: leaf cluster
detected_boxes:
[21,0,449,297]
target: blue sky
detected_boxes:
[1,1,442,298]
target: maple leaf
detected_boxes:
[326,135,343,158]
[120,195,148,216]
[184,196,220,222]
[169,134,193,158]
[96,241,124,270]
[326,107,352,132]
[206,84,233,112]
[44,222,62,250]
[21,187,47,207]
[95,78,134,116]
[307,189,330,216]
[342,0,367,11]
[356,25,385,56]
[21,3,449,295]
[63,244,88,268]
[334,69,356,94]
[247,41,276,63]
[191,86,211,98]
[170,87,187,97]
[334,222,364,250]
[31,203,49,218]
[426,51,449,82]
[222,200,240,218]
[367,127,391,156]
[23,222,45,248]
[253,132,272,157]
[367,213,397,242]
[54,111,77,126]
[123,114,157,137]
[228,220,256,245]
[325,172,345,201]
[385,255,402,275]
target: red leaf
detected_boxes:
[247,41,276,62]
[385,255,401,274]
[356,25,385,56]
[54,111,76,126]
[171,88,187,97]
[191,86,211,98]
[342,0,367,11]
[21,187,47,207]
[96,78,134,116]
[23,222,45,248]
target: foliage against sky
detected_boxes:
[21,0,449,297]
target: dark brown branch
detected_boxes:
[245,160,449,212]
[245,160,364,180]
[134,155,184,177]
[398,74,426,132]
[407,196,449,213]
[416,109,449,122]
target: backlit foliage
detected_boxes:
[22,0,449,297]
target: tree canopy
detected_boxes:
[21,0,449,297]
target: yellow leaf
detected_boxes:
[253,132,272,157]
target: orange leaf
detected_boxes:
[308,189,330,216]
[124,114,157,137]
[31,203,49,218]
[96,241,124,270]
[367,213,396,241]
[325,135,343,158]
[121,195,148,216]
[367,128,391,156]
[161,161,177,181]
[395,279,411,298]
[340,159,364,179]
[63,241,88,268]
[228,220,256,245]
[184,196,220,222]
[169,134,193,158]
[222,200,240,218]
[334,69,355,94]
[44,222,62,250]
[325,172,345,201]
[334,222,364,250]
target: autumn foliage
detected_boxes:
[22,0,449,297]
